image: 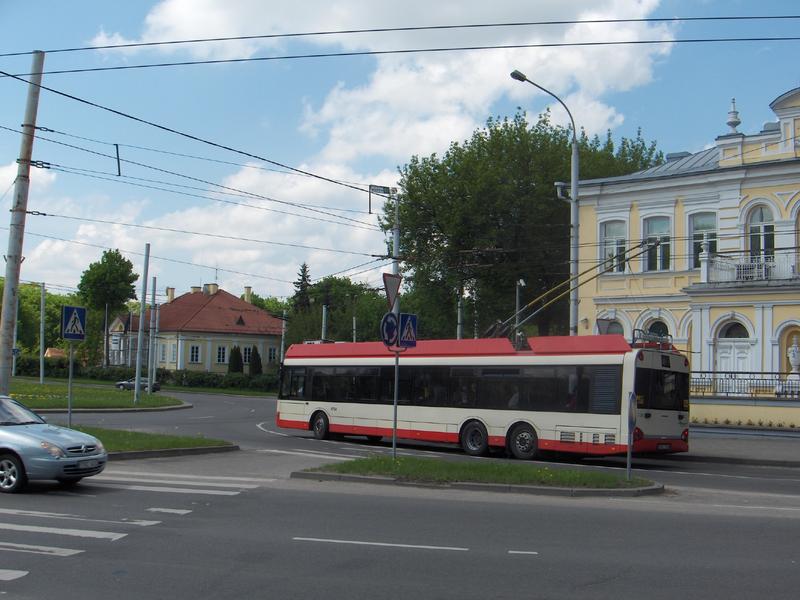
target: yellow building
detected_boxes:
[578,87,800,426]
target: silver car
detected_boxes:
[0,395,107,493]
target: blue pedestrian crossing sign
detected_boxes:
[61,305,87,341]
[399,313,418,348]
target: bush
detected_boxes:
[16,354,81,378]
[228,346,243,373]
[249,346,263,376]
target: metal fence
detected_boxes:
[691,371,800,399]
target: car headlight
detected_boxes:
[95,440,106,454]
[40,441,66,458]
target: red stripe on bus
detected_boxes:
[633,438,688,453]
[276,414,309,431]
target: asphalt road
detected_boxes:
[1,391,796,599]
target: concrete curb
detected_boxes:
[290,470,665,497]
[108,444,240,461]
[37,402,193,414]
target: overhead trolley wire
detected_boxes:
[7,36,800,77]
[0,69,384,202]
[2,15,799,57]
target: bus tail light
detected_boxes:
[681,429,689,443]
[684,357,689,367]
[633,427,644,442]
[637,352,644,361]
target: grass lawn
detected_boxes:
[9,380,182,409]
[63,425,232,452]
[315,455,650,488]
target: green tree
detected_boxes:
[247,292,290,316]
[292,263,312,312]
[285,275,385,346]
[77,250,139,365]
[386,112,662,338]
[249,346,263,375]
[229,346,243,373]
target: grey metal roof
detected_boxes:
[581,146,720,187]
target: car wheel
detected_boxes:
[311,412,330,440]
[461,421,489,456]
[116,384,125,390]
[0,454,27,493]
[508,423,539,460]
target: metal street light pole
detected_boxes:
[510,69,580,336]
[515,278,526,341]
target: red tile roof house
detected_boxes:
[108,284,284,374]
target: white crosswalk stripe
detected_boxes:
[0,523,126,541]
[0,541,83,557]
[0,569,28,581]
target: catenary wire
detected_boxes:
[0,124,381,230]
[7,36,800,77]
[3,15,799,57]
[24,210,386,258]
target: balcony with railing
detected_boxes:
[706,252,797,283]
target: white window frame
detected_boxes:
[642,215,671,272]
[268,347,277,363]
[688,212,717,269]
[243,347,251,364]
[171,344,177,362]
[217,346,227,364]
[160,343,166,362]
[190,345,201,364]
[599,220,627,273]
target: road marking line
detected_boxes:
[89,483,239,496]
[0,508,158,527]
[292,537,469,552]
[256,449,352,461]
[106,471,274,484]
[508,550,540,555]
[95,476,260,489]
[147,508,193,515]
[0,523,126,541]
[0,569,28,581]
[0,542,84,557]
[257,422,290,437]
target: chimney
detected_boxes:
[244,286,252,303]
[203,283,219,295]
[166,287,175,303]
[191,286,201,294]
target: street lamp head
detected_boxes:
[517,279,526,287]
[510,70,528,83]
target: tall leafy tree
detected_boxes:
[77,249,138,365]
[385,112,662,338]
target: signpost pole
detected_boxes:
[67,342,74,428]
[392,349,400,460]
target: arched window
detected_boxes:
[643,216,671,272]
[690,212,717,268]
[748,206,774,261]
[648,320,669,337]
[606,321,624,335]
[720,322,749,338]
[600,221,626,273]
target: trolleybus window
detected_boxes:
[280,367,306,399]
[634,367,689,410]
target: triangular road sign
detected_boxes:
[383,272,402,311]
[65,309,85,336]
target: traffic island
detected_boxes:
[291,455,664,497]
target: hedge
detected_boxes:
[14,354,279,391]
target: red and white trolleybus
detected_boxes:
[276,333,689,459]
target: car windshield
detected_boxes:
[0,397,44,425]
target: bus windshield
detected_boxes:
[634,366,689,411]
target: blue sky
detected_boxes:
[0,0,798,304]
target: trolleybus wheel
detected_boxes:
[508,423,538,460]
[311,412,330,440]
[461,421,489,456]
